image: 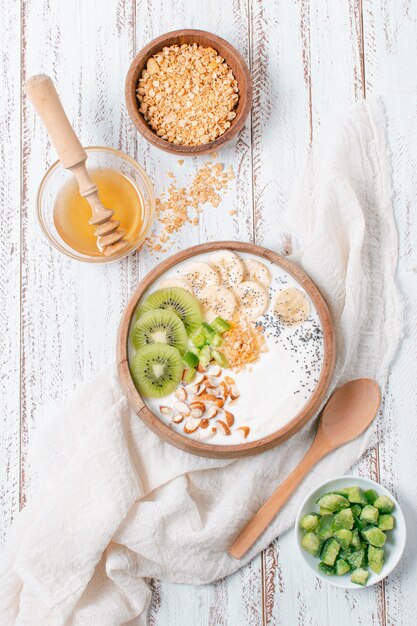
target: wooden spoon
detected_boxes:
[228,378,380,560]
[25,74,129,257]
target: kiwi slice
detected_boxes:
[130,343,183,398]
[138,287,202,334]
[132,309,188,354]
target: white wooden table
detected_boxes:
[1,1,416,624]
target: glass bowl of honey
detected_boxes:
[37,147,155,262]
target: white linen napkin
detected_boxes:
[0,97,402,626]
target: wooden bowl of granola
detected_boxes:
[116,241,336,459]
[125,30,253,155]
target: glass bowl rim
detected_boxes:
[36,146,155,263]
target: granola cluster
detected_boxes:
[137,43,239,146]
[147,155,235,253]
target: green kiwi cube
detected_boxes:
[351,528,362,550]
[345,486,367,505]
[182,367,196,384]
[333,529,353,550]
[318,562,335,576]
[351,568,369,586]
[211,317,231,333]
[368,545,384,574]
[364,488,378,504]
[360,505,379,525]
[182,351,199,368]
[320,538,341,566]
[361,526,386,547]
[333,508,354,530]
[374,495,395,514]
[319,507,333,515]
[316,493,350,512]
[300,513,320,532]
[346,549,366,569]
[317,514,334,540]
[211,349,229,368]
[335,559,351,576]
[378,514,394,531]
[351,504,362,517]
[301,532,322,557]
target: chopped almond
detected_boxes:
[184,418,201,434]
[172,414,184,424]
[199,393,218,403]
[175,387,187,401]
[206,406,218,420]
[237,426,250,439]
[216,420,231,436]
[189,401,205,412]
[174,401,189,414]
[200,419,209,429]
[213,397,225,408]
[224,411,234,427]
[190,408,203,418]
[160,406,173,416]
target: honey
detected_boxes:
[53,168,145,257]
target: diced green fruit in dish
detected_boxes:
[374,495,395,514]
[333,508,354,530]
[361,526,386,547]
[360,505,379,525]
[317,514,334,540]
[318,562,335,576]
[364,489,378,505]
[378,514,394,531]
[353,515,366,530]
[333,529,353,549]
[130,343,183,398]
[319,507,333,515]
[351,528,362,550]
[190,328,206,349]
[209,332,223,347]
[300,513,320,532]
[182,351,199,368]
[334,488,349,498]
[368,545,384,574]
[198,345,212,368]
[351,504,362,517]
[351,568,369,586]
[138,287,202,334]
[201,321,217,339]
[132,309,188,354]
[317,493,350,512]
[211,316,231,333]
[346,549,366,570]
[301,532,322,557]
[182,367,196,384]
[335,559,351,576]
[345,486,367,505]
[321,538,341,566]
[211,349,229,368]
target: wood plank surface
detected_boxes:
[0,0,414,624]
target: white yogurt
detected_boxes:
[128,250,324,445]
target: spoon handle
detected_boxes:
[228,445,324,559]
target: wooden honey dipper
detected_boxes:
[26,75,128,257]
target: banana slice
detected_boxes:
[243,258,271,288]
[199,285,236,322]
[158,277,193,293]
[273,288,310,325]
[234,280,269,320]
[181,262,220,296]
[210,250,244,288]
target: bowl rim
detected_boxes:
[36,146,155,263]
[125,29,253,155]
[116,241,336,458]
[295,474,407,588]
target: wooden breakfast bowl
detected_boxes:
[125,30,253,156]
[117,242,336,459]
